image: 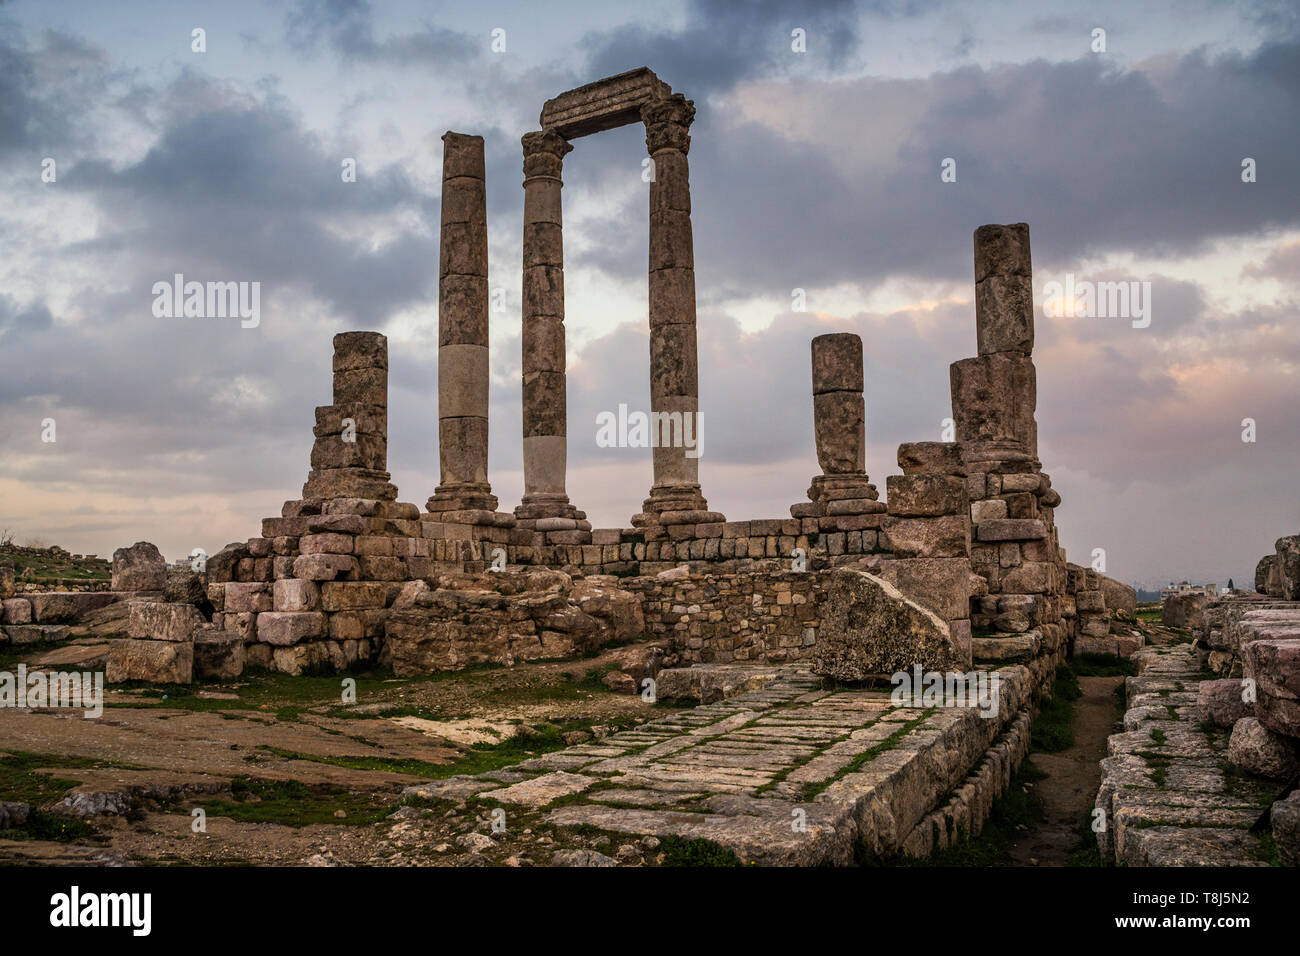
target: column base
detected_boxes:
[514,494,592,542]
[791,473,886,518]
[514,493,588,525]
[427,482,499,513]
[426,483,517,528]
[631,483,724,528]
[303,468,398,501]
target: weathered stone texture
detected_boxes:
[112,541,166,591]
[813,569,962,680]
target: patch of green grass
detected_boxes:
[0,751,127,804]
[180,776,397,827]
[257,744,453,779]
[1149,758,1171,788]
[657,834,742,867]
[0,546,111,583]
[1135,609,1162,623]
[1066,812,1108,867]
[1251,831,1280,866]
[14,810,98,842]
[1032,668,1081,753]
[0,751,138,843]
[1070,653,1137,678]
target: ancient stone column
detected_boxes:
[791,332,883,517]
[635,93,721,525]
[428,132,499,516]
[304,331,396,501]
[513,128,587,530]
[967,222,1037,457]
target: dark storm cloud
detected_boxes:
[561,34,1300,301]
[65,96,438,328]
[582,0,874,100]
[0,31,76,152]
[285,0,479,67]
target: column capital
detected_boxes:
[642,94,695,155]
[522,127,572,180]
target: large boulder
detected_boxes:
[1161,591,1207,628]
[1098,574,1137,618]
[106,639,193,684]
[1196,679,1254,728]
[1276,536,1300,601]
[1256,555,1277,595]
[164,566,211,612]
[812,568,962,681]
[1228,717,1299,780]
[1,598,32,625]
[111,541,166,592]
[193,625,245,680]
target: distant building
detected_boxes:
[1161,581,1216,600]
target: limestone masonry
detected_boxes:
[15,68,1291,868]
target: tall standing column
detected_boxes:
[514,128,587,530]
[635,93,721,526]
[428,132,498,516]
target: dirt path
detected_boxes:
[1008,675,1123,865]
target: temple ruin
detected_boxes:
[23,68,1258,866]
[101,70,1118,686]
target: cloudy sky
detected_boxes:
[1,0,1297,590]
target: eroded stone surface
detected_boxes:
[401,664,1031,865]
[1095,643,1276,866]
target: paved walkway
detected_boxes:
[405,666,1031,865]
[1096,643,1277,865]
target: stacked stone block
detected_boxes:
[632,567,823,665]
[304,331,395,501]
[952,225,1068,674]
[205,331,428,675]
[881,441,973,666]
[1064,562,1143,657]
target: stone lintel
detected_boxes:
[540,67,672,139]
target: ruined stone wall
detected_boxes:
[630,566,823,665]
